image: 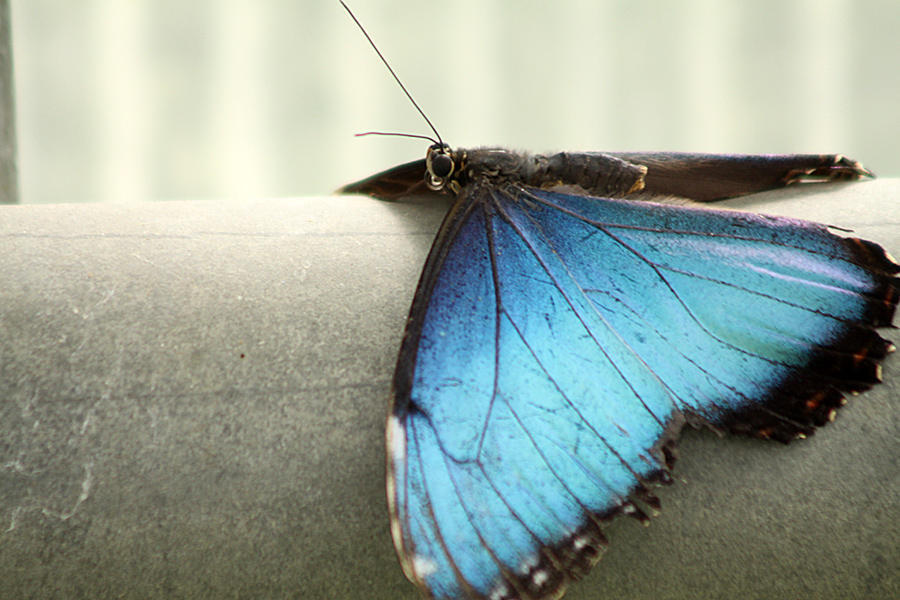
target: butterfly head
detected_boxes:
[425,143,466,195]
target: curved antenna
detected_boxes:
[339,1,445,148]
[355,131,440,145]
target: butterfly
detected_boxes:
[335,4,899,599]
[339,147,899,600]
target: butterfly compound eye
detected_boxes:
[431,153,454,178]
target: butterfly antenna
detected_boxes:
[339,1,445,149]
[355,131,439,144]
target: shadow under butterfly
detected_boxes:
[336,7,899,600]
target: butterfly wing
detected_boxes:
[602,152,873,201]
[338,158,432,200]
[387,184,899,600]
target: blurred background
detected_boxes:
[10,0,900,204]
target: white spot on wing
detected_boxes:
[489,581,510,600]
[389,514,405,563]
[387,415,406,462]
[385,415,410,579]
[412,555,438,578]
[517,553,539,575]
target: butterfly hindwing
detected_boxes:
[388,184,898,600]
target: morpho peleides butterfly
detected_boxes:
[337,4,900,600]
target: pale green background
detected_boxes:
[11,0,900,204]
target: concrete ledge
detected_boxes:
[1,181,899,599]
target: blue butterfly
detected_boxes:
[340,147,899,600]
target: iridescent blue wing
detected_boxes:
[387,184,899,600]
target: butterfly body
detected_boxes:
[340,148,897,600]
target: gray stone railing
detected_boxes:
[2,183,899,598]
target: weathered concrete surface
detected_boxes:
[1,181,898,599]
